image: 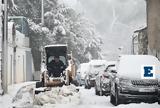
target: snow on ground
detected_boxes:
[11,84,80,108]
[0,82,35,108]
[1,82,160,108]
[34,84,80,107]
[33,87,159,108]
[12,84,35,107]
[49,87,159,108]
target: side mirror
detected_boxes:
[111,70,117,73]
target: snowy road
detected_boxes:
[8,84,160,108]
[53,87,160,108]
[80,87,110,105]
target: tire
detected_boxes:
[69,76,73,85]
[85,85,87,89]
[99,90,103,96]
[85,80,91,89]
[36,81,43,88]
[99,83,103,96]
[95,85,100,95]
[110,93,115,104]
[85,83,88,89]
[114,84,119,106]
[110,84,119,106]
[95,90,100,95]
[110,82,115,104]
[88,84,91,89]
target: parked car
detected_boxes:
[110,55,160,106]
[85,60,107,89]
[95,61,116,96]
[73,71,82,86]
[77,63,90,86]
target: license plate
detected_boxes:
[139,88,155,92]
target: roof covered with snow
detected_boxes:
[106,61,117,67]
[89,60,107,66]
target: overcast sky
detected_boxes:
[60,0,146,60]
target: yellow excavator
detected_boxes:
[35,44,76,94]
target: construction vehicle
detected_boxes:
[35,44,76,93]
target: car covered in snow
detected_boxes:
[85,60,107,89]
[76,63,90,86]
[110,55,160,106]
[95,61,116,96]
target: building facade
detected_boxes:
[146,0,160,59]
[132,27,148,55]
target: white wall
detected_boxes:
[7,22,34,84]
[7,22,15,85]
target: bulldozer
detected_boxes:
[35,44,76,93]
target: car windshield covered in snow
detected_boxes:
[89,60,107,74]
[78,63,90,78]
[117,55,160,79]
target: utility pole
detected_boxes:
[1,0,8,94]
[0,0,3,95]
[41,0,44,25]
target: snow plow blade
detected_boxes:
[34,87,49,94]
[45,80,64,87]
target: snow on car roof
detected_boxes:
[106,61,116,66]
[117,55,160,79]
[89,60,107,65]
[79,63,90,76]
[45,44,67,48]
[80,63,90,70]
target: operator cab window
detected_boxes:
[48,56,67,65]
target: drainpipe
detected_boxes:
[0,0,3,95]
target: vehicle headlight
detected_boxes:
[119,77,132,87]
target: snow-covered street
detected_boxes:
[1,83,157,108]
[78,87,159,108]
[34,86,159,108]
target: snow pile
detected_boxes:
[12,84,35,108]
[34,84,80,106]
